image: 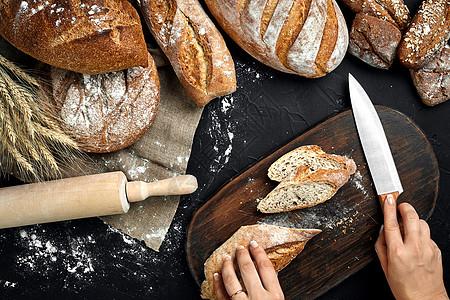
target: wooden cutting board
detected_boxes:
[186,107,439,299]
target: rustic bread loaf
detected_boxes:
[398,0,450,69]
[48,53,160,153]
[410,44,450,106]
[258,167,351,213]
[138,0,236,107]
[0,0,148,75]
[348,13,402,69]
[268,145,356,182]
[204,0,349,78]
[200,224,321,300]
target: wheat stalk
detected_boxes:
[0,55,88,182]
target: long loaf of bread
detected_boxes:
[138,0,237,107]
[204,0,349,78]
[200,224,321,299]
[0,0,149,75]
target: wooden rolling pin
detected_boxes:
[0,171,198,229]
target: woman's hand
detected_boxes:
[214,240,284,300]
[375,194,448,300]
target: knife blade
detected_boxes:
[348,74,403,206]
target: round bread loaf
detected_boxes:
[0,0,148,75]
[204,0,349,78]
[51,53,160,153]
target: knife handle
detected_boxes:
[379,191,400,209]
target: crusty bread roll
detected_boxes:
[268,145,356,182]
[348,13,402,69]
[138,0,236,107]
[203,0,348,78]
[410,44,450,106]
[200,224,321,300]
[398,0,450,69]
[49,53,160,153]
[0,0,148,75]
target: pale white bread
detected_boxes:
[204,0,349,78]
[0,0,148,75]
[258,167,351,213]
[138,0,236,107]
[268,145,357,182]
[200,224,321,299]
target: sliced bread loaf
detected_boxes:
[258,167,351,213]
[200,224,321,299]
[268,145,356,182]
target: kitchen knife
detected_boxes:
[349,74,403,207]
[0,171,198,229]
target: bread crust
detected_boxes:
[49,53,160,153]
[200,224,321,299]
[204,0,348,78]
[410,45,450,106]
[138,0,236,107]
[398,0,450,69]
[0,0,148,75]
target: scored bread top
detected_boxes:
[200,224,321,299]
[268,145,356,182]
[0,0,148,75]
[204,0,348,78]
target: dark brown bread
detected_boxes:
[138,0,236,107]
[49,53,160,153]
[398,0,450,69]
[0,0,148,75]
[204,0,349,78]
[410,45,450,106]
[200,224,321,299]
[349,13,402,69]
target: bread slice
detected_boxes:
[200,224,321,300]
[259,166,351,213]
[268,145,356,182]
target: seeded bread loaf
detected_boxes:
[398,0,450,69]
[203,0,349,78]
[200,224,321,300]
[138,0,236,107]
[268,145,356,182]
[258,166,351,213]
[0,0,148,75]
[48,53,160,153]
[410,44,450,106]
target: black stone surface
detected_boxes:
[1,0,449,298]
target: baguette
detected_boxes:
[268,145,356,182]
[200,224,321,299]
[0,0,148,75]
[204,0,349,78]
[138,0,236,107]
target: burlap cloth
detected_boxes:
[1,38,204,251]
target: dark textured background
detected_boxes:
[1,0,450,298]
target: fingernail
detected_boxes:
[250,240,258,248]
[387,194,394,205]
[237,245,245,250]
[379,225,384,234]
[224,255,231,261]
[214,273,220,281]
